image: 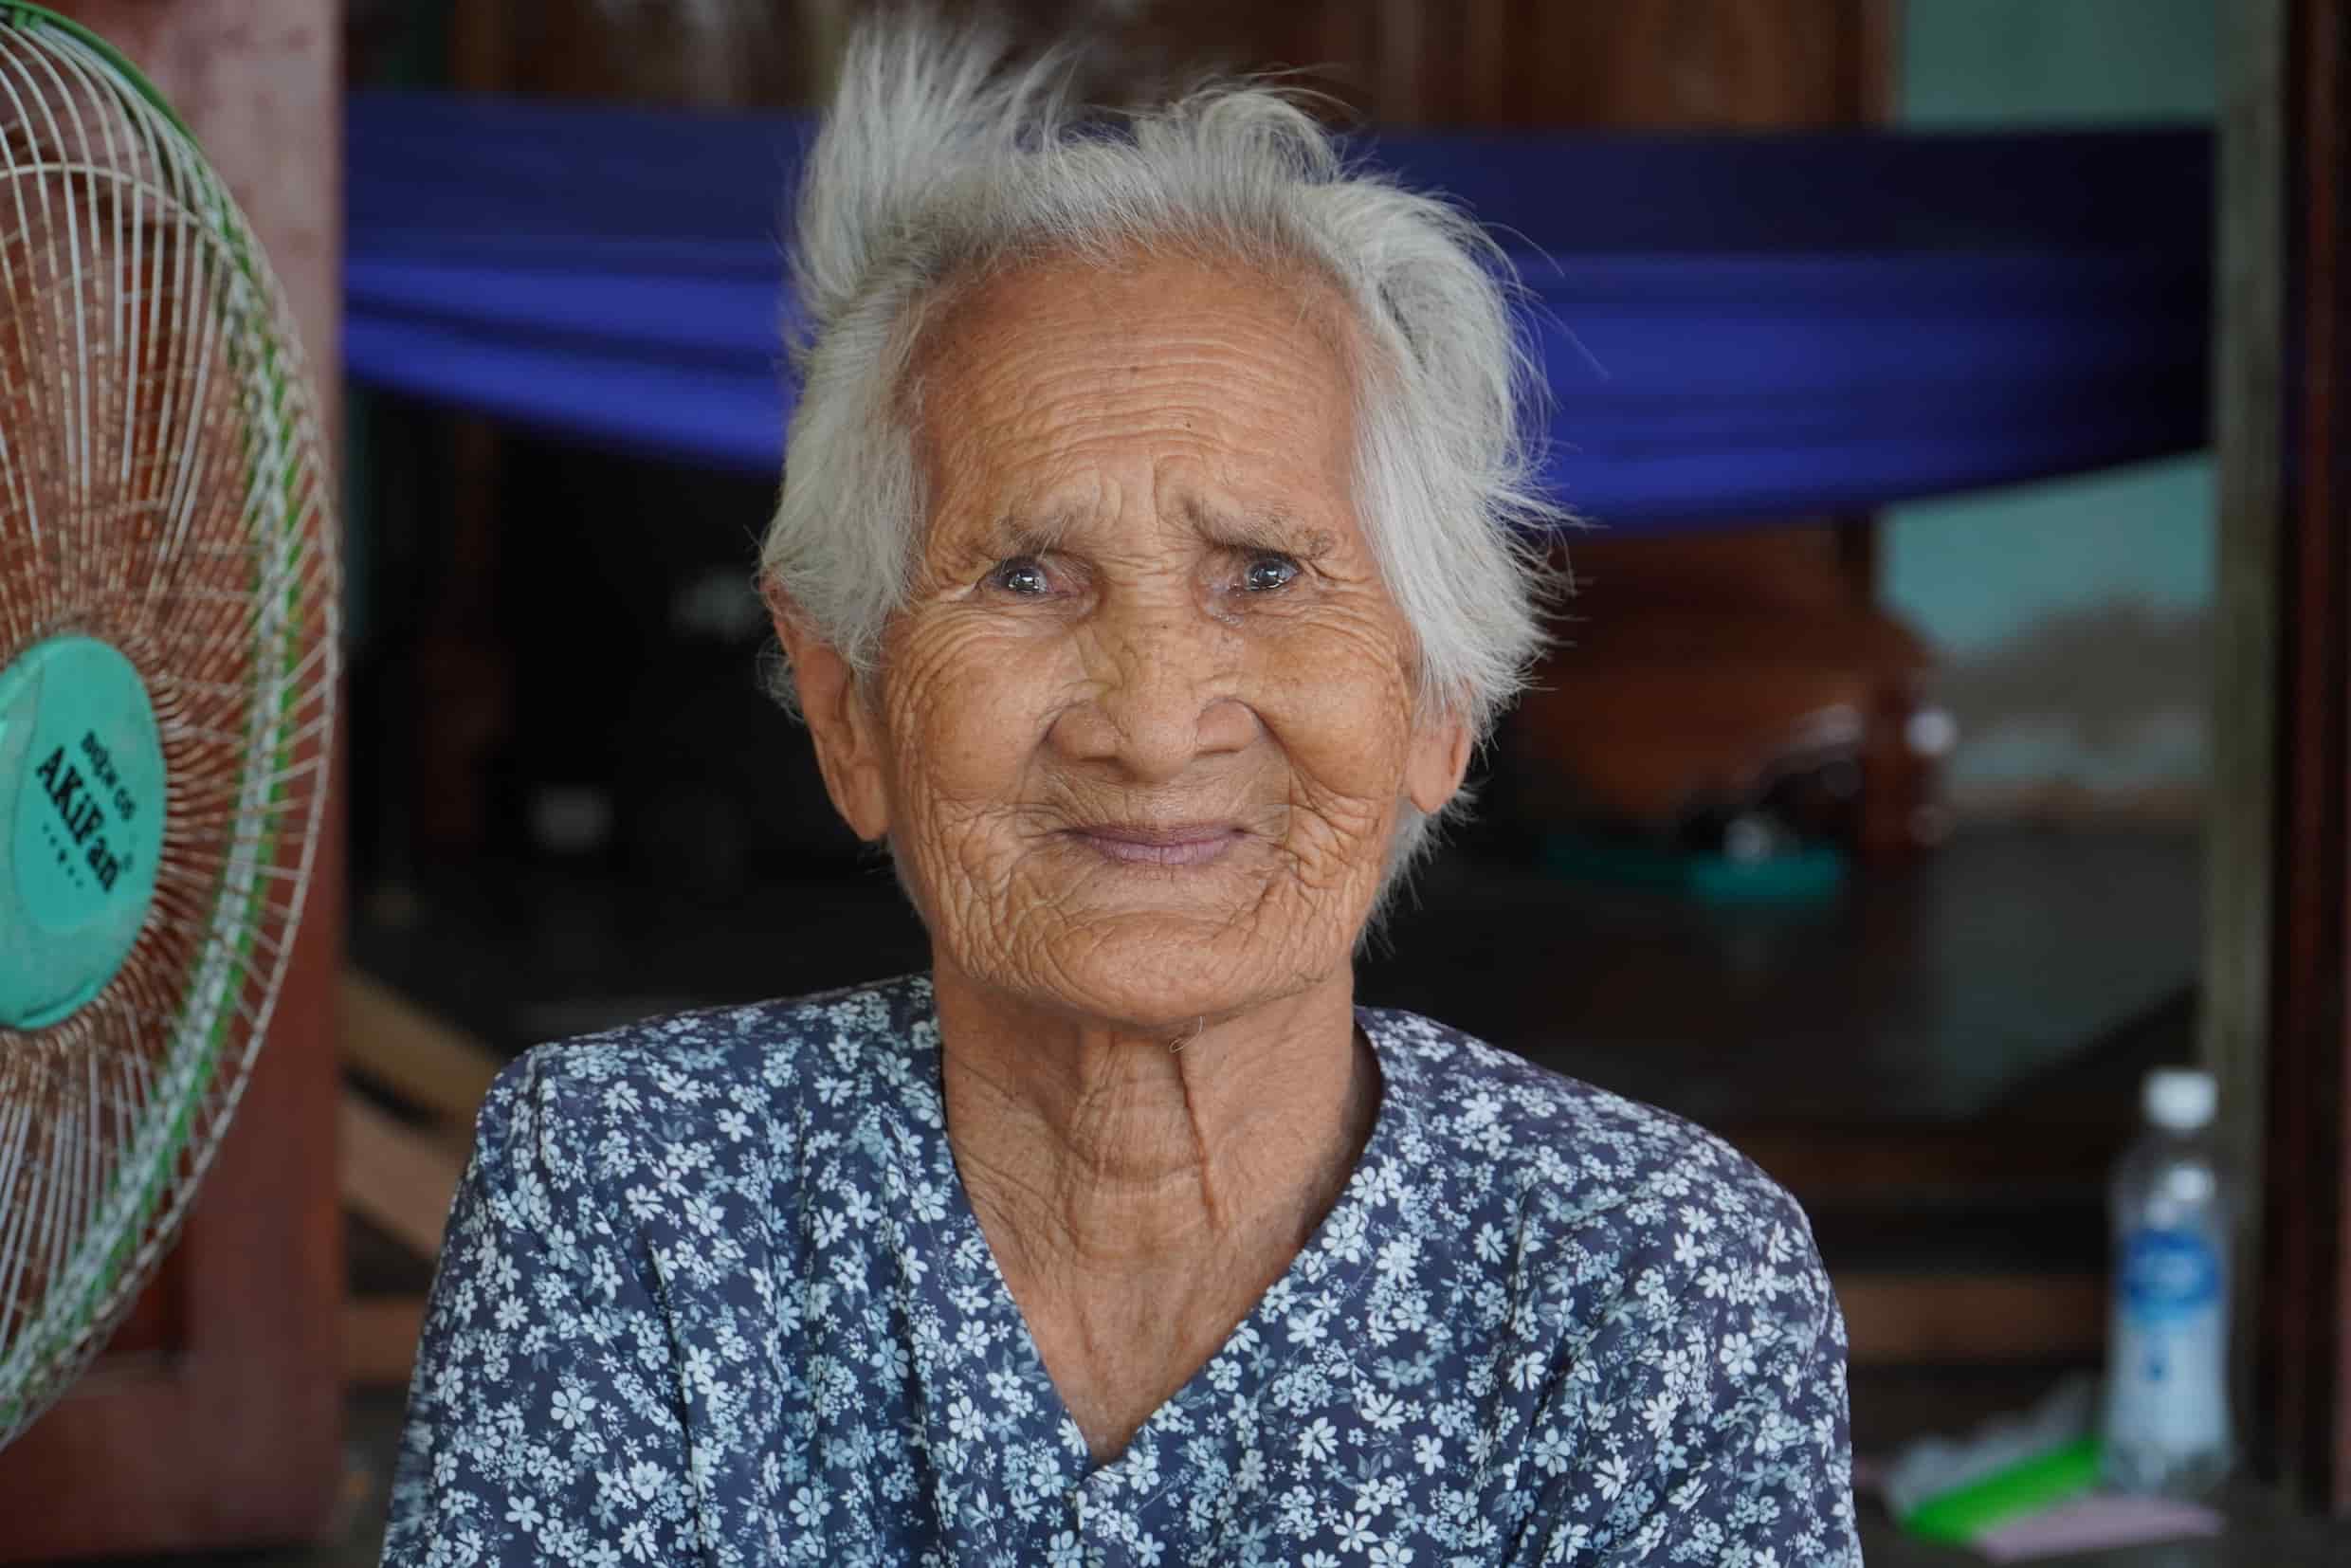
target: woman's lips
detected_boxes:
[1063,823,1247,866]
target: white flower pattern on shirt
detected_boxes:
[383,975,1859,1566]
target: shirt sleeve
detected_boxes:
[381,1048,703,1567]
[1518,1200,1863,1568]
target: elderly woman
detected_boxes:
[384,19,1856,1568]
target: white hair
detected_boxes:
[760,13,1563,891]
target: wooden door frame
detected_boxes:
[2209,0,2351,1515]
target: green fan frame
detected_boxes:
[0,1,334,1445]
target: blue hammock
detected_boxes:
[345,90,2209,529]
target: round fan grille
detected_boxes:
[0,7,337,1446]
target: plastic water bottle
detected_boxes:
[2101,1067,2233,1495]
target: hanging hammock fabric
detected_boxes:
[344,89,2210,529]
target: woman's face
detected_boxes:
[792,254,1468,1033]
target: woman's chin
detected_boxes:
[987,908,1336,1037]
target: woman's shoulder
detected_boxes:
[1360,1005,1823,1282]
[480,973,935,1151]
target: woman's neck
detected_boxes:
[931,960,1378,1457]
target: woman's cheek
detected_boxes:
[1250,622,1418,800]
[889,621,1061,799]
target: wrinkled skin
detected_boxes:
[785,254,1467,1032]
[775,252,1471,1459]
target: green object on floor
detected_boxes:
[1539,831,1848,903]
[1900,1436,2105,1545]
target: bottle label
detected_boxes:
[2121,1229,2222,1320]
[2107,1226,2230,1454]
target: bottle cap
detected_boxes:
[2143,1067,2216,1131]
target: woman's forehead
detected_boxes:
[911,252,1363,539]
[961,498,1341,565]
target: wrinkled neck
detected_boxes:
[932,963,1377,1269]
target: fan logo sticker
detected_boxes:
[2,634,168,977]
[32,733,137,895]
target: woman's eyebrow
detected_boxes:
[969,503,1333,560]
[1181,499,1333,557]
[978,512,1078,558]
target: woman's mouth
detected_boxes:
[1063,822,1247,866]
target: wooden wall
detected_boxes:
[419,0,1889,125]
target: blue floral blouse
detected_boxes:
[383,975,1858,1566]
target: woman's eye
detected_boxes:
[990,556,1051,595]
[1242,553,1301,593]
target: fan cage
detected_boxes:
[0,3,338,1448]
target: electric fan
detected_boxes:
[0,6,337,1447]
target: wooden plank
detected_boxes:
[343,1296,428,1388]
[1730,1123,2117,1201]
[2212,0,2351,1513]
[339,1092,468,1262]
[1834,1273,2104,1369]
[340,968,504,1130]
[2270,0,2351,1510]
[2209,0,2288,1490]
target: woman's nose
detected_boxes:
[1050,610,1253,785]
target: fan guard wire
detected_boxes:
[0,5,339,1449]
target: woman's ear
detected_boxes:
[772,599,892,843]
[1403,708,1473,816]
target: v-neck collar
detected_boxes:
[877,975,1428,1549]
